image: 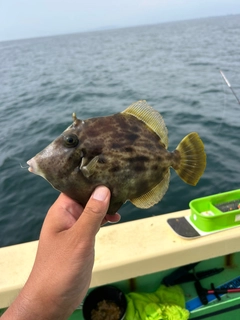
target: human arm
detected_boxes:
[2,186,120,320]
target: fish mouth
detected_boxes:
[27,161,33,172]
[27,158,37,174]
[26,157,48,180]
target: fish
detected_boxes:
[27,100,206,215]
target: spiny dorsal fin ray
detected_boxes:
[122,100,168,148]
[130,170,170,208]
[173,132,206,186]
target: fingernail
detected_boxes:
[92,186,109,201]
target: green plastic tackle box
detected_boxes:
[189,189,240,232]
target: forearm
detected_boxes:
[1,284,71,320]
[1,188,115,320]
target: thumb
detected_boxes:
[74,186,111,240]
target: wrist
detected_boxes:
[2,284,71,320]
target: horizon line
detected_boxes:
[0,12,239,44]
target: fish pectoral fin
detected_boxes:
[121,100,168,148]
[80,156,99,178]
[130,169,170,209]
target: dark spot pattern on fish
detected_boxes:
[111,142,122,149]
[27,100,206,215]
[98,155,107,164]
[133,163,146,172]
[109,166,120,173]
[90,145,103,156]
[132,126,140,132]
[127,155,149,163]
[125,133,139,142]
[151,164,158,171]
[134,155,149,162]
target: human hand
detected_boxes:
[2,186,120,320]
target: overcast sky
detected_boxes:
[1,0,240,42]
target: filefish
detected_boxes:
[27,100,206,215]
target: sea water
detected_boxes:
[0,15,240,246]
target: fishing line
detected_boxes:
[217,70,240,135]
[214,69,228,135]
[19,163,29,169]
[215,69,240,135]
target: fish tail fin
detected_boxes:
[173,132,206,186]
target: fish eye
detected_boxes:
[63,134,79,148]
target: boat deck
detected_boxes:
[1,208,240,318]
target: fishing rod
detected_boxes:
[207,287,240,294]
[195,280,240,305]
[220,70,240,105]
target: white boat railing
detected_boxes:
[1,209,240,308]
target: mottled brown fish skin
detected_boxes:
[27,100,206,215]
[32,112,176,214]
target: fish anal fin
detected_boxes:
[81,156,99,178]
[122,100,168,148]
[173,132,206,186]
[130,170,170,208]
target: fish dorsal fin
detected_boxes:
[130,169,170,208]
[122,100,168,148]
[81,156,99,178]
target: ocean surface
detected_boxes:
[1,15,240,247]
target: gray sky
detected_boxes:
[1,0,240,41]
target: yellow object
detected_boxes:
[125,285,189,320]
